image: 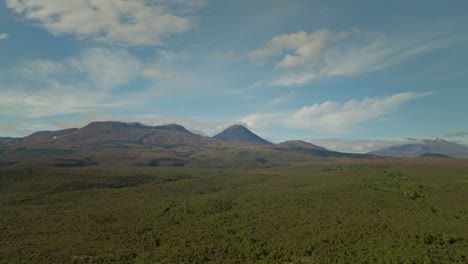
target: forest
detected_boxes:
[0,159,466,263]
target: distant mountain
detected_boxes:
[213,125,273,145]
[421,138,468,158]
[0,137,22,145]
[7,121,205,147]
[418,153,452,159]
[0,121,216,164]
[43,122,154,144]
[0,121,378,167]
[369,144,431,158]
[277,140,327,151]
[369,138,468,158]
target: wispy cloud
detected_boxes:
[269,92,295,106]
[283,92,431,132]
[0,123,35,137]
[444,131,468,138]
[308,138,422,153]
[241,112,284,130]
[242,92,431,133]
[249,30,346,68]
[20,60,68,79]
[0,33,8,40]
[225,80,265,95]
[248,28,463,86]
[6,0,204,46]
[1,48,154,120]
[143,68,176,80]
[71,48,142,89]
[18,48,142,90]
[0,83,133,119]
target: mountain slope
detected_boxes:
[369,138,468,158]
[277,140,327,151]
[419,153,453,158]
[23,128,78,143]
[213,125,273,145]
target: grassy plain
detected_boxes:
[0,158,467,263]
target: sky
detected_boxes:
[1,0,468,152]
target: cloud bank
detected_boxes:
[6,0,204,46]
[242,92,431,132]
[444,131,468,138]
[308,138,422,153]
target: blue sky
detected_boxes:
[1,0,468,151]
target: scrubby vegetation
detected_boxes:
[0,159,467,263]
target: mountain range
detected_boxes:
[0,121,377,167]
[368,138,468,158]
[0,121,466,167]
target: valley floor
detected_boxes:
[0,159,467,263]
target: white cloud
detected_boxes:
[143,68,176,80]
[241,113,283,130]
[248,29,348,84]
[0,33,8,40]
[249,28,460,86]
[6,0,203,46]
[308,138,422,153]
[284,92,431,132]
[243,92,431,133]
[249,30,335,66]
